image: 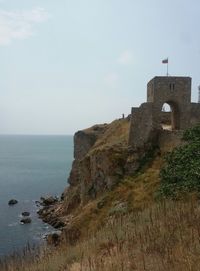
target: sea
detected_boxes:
[0,135,73,258]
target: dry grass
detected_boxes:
[76,198,200,271]
[2,198,200,271]
[91,118,130,151]
[2,146,198,270]
[59,153,162,238]
[114,155,162,208]
[0,151,197,271]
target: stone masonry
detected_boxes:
[128,76,200,148]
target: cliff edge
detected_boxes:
[39,118,130,230]
[38,116,183,243]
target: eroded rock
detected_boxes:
[8,199,18,205]
[21,218,32,224]
[40,196,58,206]
[22,212,30,217]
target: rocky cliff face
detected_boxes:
[38,117,184,244]
[63,118,130,212]
[38,118,130,230]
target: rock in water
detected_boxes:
[35,200,41,207]
[22,211,30,217]
[20,218,32,224]
[8,199,18,205]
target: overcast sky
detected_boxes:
[0,0,200,135]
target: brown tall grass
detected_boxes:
[1,198,200,271]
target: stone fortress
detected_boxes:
[128,76,200,148]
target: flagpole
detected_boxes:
[162,58,169,76]
[167,58,169,76]
[167,62,168,76]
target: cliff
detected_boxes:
[3,75,200,270]
[4,124,200,271]
[38,117,183,243]
[38,118,130,230]
[67,119,130,201]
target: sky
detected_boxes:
[0,0,200,135]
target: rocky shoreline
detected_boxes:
[37,196,65,229]
[36,118,131,244]
[36,196,64,245]
[36,117,183,247]
[8,196,64,230]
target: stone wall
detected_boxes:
[158,130,184,153]
[129,76,200,149]
[160,112,171,125]
[148,76,191,130]
[128,103,156,148]
[190,103,200,126]
[147,76,191,105]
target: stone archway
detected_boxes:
[129,76,192,149]
[160,101,180,131]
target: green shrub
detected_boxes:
[182,124,200,142]
[158,125,200,198]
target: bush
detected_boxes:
[182,124,200,142]
[158,125,200,198]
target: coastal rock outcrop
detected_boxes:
[37,75,193,247]
[38,116,183,243]
[20,218,32,224]
[22,212,30,217]
[8,199,18,205]
[38,118,131,227]
[40,196,58,206]
[63,118,130,211]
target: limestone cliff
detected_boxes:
[38,116,183,243]
[63,118,130,212]
[38,118,130,229]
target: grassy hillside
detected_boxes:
[2,198,200,271]
[2,124,200,271]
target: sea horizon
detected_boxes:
[0,134,73,136]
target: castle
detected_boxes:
[128,76,200,148]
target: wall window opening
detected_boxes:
[161,103,172,130]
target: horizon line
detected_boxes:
[0,134,73,136]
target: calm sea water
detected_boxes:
[0,135,73,257]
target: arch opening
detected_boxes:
[161,102,180,131]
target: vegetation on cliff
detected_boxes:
[159,124,200,198]
[2,199,200,271]
[1,122,200,270]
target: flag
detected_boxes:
[162,58,168,64]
